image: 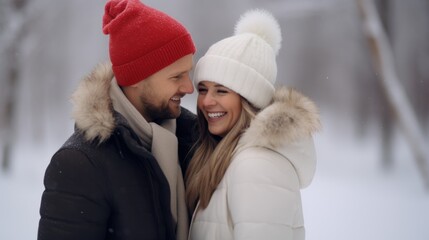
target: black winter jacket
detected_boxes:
[37,64,197,240]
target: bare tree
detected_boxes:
[0,0,29,171]
[357,0,429,188]
[375,0,395,169]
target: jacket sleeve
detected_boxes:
[226,149,304,240]
[38,148,111,240]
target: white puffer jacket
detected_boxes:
[189,88,321,240]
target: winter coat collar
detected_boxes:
[71,63,118,144]
[238,87,321,188]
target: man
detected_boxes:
[37,0,197,239]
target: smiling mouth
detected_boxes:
[170,97,181,103]
[208,112,226,118]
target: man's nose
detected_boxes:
[180,75,194,94]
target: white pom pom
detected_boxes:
[234,9,282,55]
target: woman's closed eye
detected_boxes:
[198,87,208,94]
[217,89,229,94]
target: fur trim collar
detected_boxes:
[71,63,116,143]
[239,87,321,188]
[241,87,321,148]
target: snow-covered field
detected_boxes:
[1,111,428,240]
[302,113,429,240]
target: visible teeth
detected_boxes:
[171,97,180,101]
[208,112,226,118]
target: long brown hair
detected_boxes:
[185,99,259,212]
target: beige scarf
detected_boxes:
[110,78,188,240]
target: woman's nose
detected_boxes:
[202,94,216,107]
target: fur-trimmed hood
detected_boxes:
[71,63,116,143]
[238,87,321,188]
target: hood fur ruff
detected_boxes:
[238,87,321,188]
[241,87,321,148]
[71,63,116,144]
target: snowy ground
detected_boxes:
[302,113,429,240]
[1,111,428,240]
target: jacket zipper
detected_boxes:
[187,201,200,240]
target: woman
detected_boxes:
[185,9,321,240]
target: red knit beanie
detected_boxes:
[102,0,196,86]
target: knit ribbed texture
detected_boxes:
[103,0,196,86]
[194,10,281,108]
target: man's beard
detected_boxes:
[142,98,181,122]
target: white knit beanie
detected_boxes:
[194,9,282,108]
